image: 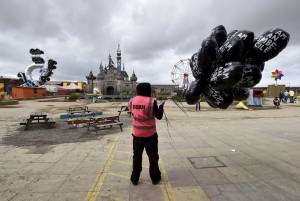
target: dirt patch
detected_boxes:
[1,118,131,153]
[38,98,69,102]
[0,105,23,108]
[26,144,53,154]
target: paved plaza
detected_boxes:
[1,99,300,201]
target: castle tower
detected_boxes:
[99,61,104,73]
[116,44,122,71]
[130,70,137,82]
[108,53,114,69]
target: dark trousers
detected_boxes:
[131,133,161,182]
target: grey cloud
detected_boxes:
[0,1,63,40]
[0,0,299,85]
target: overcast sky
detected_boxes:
[0,0,300,86]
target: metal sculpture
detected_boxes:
[17,48,57,87]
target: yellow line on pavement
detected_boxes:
[85,134,120,201]
[115,150,132,154]
[107,172,130,180]
[111,159,132,165]
[159,160,176,201]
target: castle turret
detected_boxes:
[117,44,122,71]
[108,53,114,69]
[98,62,105,79]
[99,62,104,73]
[130,70,137,82]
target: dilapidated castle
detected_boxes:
[87,44,137,96]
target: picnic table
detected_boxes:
[87,115,123,132]
[20,112,55,130]
[67,106,90,114]
[60,106,103,120]
[65,105,122,131]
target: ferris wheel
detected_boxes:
[171,59,195,90]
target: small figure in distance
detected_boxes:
[279,91,284,102]
[273,96,280,109]
[289,89,295,103]
[283,90,289,103]
[195,100,200,111]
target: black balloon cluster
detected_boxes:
[186,25,290,109]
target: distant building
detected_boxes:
[45,80,87,94]
[0,75,22,95]
[46,80,86,89]
[62,81,86,90]
[151,84,179,97]
[87,44,137,96]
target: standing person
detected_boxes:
[279,91,284,102]
[283,90,289,103]
[273,97,280,109]
[195,100,201,111]
[289,89,295,103]
[128,83,164,185]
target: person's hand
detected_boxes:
[159,101,165,110]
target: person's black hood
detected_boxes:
[136,82,151,97]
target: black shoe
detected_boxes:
[152,177,161,185]
[130,174,139,185]
[131,178,138,185]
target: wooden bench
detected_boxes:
[20,112,55,130]
[87,115,123,132]
[66,119,91,125]
[67,106,90,114]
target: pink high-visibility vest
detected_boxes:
[128,96,156,137]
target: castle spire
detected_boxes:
[116,44,122,71]
[108,53,114,68]
[130,69,137,82]
[99,61,104,73]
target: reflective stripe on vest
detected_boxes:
[133,116,155,122]
[133,125,156,130]
[148,97,152,115]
